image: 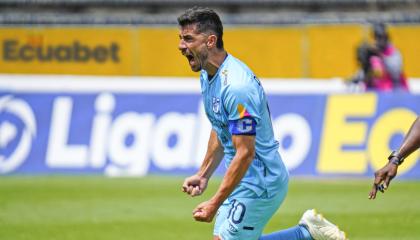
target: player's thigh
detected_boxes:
[214,201,231,238]
[217,188,287,240]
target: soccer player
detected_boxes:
[369,117,420,199]
[178,7,346,240]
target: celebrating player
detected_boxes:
[178,6,346,240]
[369,117,420,199]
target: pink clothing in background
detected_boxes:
[368,45,409,91]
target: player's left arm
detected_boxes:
[212,134,255,204]
[193,134,255,222]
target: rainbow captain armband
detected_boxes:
[229,117,257,135]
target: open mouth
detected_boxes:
[186,54,194,62]
[184,52,196,65]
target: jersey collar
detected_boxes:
[205,53,230,85]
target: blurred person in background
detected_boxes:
[369,22,409,91]
[349,23,409,92]
[178,6,346,240]
[347,42,378,92]
[369,117,420,199]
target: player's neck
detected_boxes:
[204,50,227,77]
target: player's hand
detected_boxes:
[182,174,208,197]
[369,162,398,200]
[192,200,219,223]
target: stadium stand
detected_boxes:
[0,0,420,25]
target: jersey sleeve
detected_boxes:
[223,81,261,135]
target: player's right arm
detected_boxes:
[397,117,420,159]
[369,116,420,199]
[182,129,224,197]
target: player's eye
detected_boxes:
[184,36,194,42]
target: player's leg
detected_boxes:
[256,184,313,240]
[298,209,347,240]
[213,199,230,240]
[215,183,287,240]
[259,225,312,240]
[214,184,346,240]
[260,209,347,240]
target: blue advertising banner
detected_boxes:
[1,89,419,178]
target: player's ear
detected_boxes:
[206,34,217,49]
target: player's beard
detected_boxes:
[188,48,208,72]
[195,49,208,72]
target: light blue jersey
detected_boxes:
[200,54,288,197]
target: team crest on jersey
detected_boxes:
[212,97,220,113]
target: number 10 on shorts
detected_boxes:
[227,200,246,224]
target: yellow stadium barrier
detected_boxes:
[0,25,419,78]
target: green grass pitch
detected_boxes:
[1,176,419,239]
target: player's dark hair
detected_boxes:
[177,6,224,49]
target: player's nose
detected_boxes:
[178,39,187,52]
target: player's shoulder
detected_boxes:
[221,55,255,89]
[225,55,253,76]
